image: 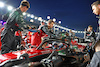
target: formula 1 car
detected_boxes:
[0,32,95,67]
[0,35,69,67]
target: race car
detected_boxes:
[0,32,95,67]
[0,36,70,67]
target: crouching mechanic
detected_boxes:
[31,19,55,47]
[1,0,30,54]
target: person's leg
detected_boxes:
[1,30,15,54]
[1,45,10,54]
[1,35,11,54]
[11,37,17,51]
[1,32,10,54]
[15,36,22,50]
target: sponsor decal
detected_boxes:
[41,50,51,54]
[28,53,38,56]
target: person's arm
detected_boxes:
[2,12,10,21]
[91,31,96,40]
[28,29,37,32]
[42,26,55,36]
[15,12,27,30]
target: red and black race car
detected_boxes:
[0,37,68,67]
[0,32,95,67]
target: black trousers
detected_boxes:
[15,36,21,46]
[1,29,17,54]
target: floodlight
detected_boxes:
[7,6,13,11]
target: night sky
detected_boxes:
[1,0,99,31]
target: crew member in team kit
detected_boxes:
[1,0,30,54]
[31,19,55,47]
